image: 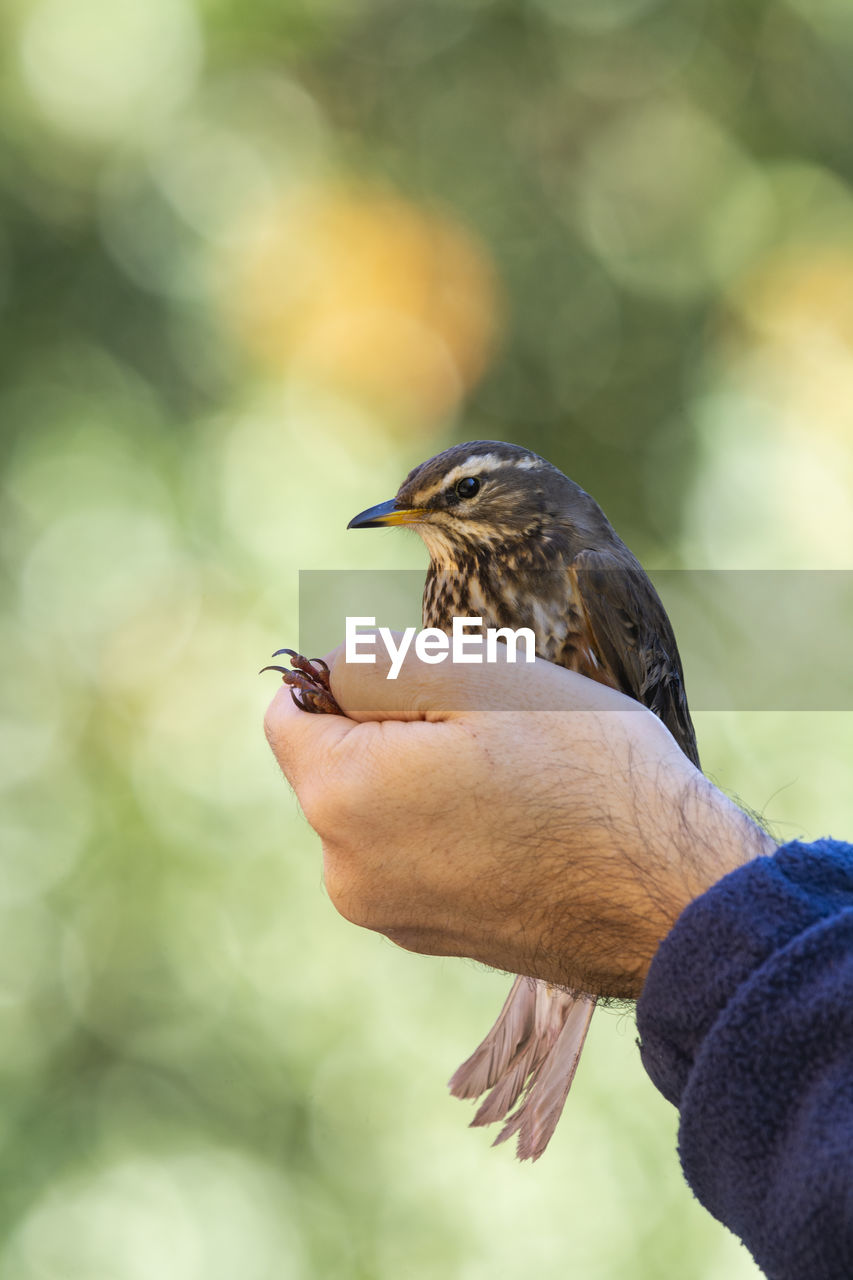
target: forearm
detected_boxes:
[559,765,776,998]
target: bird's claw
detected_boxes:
[260,649,343,715]
[272,648,331,680]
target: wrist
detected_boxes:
[629,769,777,994]
[538,725,777,1001]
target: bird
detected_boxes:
[263,439,699,1160]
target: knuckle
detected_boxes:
[310,773,361,831]
[263,691,288,757]
[293,778,323,829]
[382,929,421,954]
[322,851,366,926]
[293,762,363,834]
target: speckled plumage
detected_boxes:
[394,441,698,767]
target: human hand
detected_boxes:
[264,639,774,998]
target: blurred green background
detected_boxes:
[2,0,853,1276]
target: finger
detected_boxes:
[263,682,360,795]
[326,632,639,721]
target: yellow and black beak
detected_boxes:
[347,499,425,529]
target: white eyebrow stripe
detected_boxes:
[416,452,545,502]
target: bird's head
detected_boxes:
[347,440,611,565]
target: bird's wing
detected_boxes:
[572,547,700,767]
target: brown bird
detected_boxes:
[265,439,699,1160]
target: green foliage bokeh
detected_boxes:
[1,1,852,1276]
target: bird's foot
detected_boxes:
[260,648,344,715]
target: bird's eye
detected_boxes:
[455,476,481,499]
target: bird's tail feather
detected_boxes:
[448,977,595,1161]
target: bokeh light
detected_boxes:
[19,0,201,144]
[1,1,851,1277]
[224,183,502,423]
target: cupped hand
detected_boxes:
[264,638,773,997]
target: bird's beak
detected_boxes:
[347,498,426,529]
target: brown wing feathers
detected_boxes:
[572,549,700,769]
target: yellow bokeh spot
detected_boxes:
[223,184,503,422]
[729,245,853,444]
[737,247,853,350]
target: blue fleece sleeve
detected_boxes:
[636,839,853,1280]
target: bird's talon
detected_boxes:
[261,649,343,715]
[271,648,331,689]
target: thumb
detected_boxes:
[328,630,634,721]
